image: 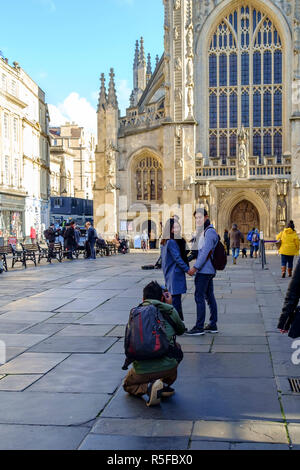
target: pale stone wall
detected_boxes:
[0,57,50,240]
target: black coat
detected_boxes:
[278,258,300,337]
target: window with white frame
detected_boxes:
[13,158,19,187]
[1,74,6,91]
[208,5,283,164]
[11,80,17,96]
[4,156,10,185]
[3,113,9,139]
[13,117,18,142]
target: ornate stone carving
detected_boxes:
[174,26,179,40]
[174,0,181,10]
[105,142,117,178]
[255,189,270,208]
[175,57,182,71]
[237,127,249,179]
[218,188,232,201]
[185,2,194,119]
[175,87,182,101]
[175,125,182,144]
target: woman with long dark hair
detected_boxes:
[161,218,191,320]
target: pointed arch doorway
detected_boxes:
[230,200,260,242]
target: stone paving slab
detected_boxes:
[101,378,282,422]
[79,435,189,450]
[211,344,269,353]
[287,424,300,445]
[0,322,32,334]
[0,374,43,391]
[0,334,48,348]
[28,336,117,354]
[5,347,29,362]
[78,310,129,325]
[213,336,268,345]
[192,420,288,443]
[230,443,290,450]
[44,313,87,323]
[179,353,273,378]
[91,418,193,437]
[0,311,56,323]
[55,325,114,336]
[0,392,110,425]
[3,298,71,312]
[0,352,69,374]
[20,324,68,336]
[27,354,124,394]
[280,396,300,422]
[190,441,231,450]
[0,424,90,450]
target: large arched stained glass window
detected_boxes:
[208,5,283,164]
[135,156,163,202]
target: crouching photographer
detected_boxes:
[123,281,186,407]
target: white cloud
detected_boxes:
[48,92,97,134]
[116,79,131,115]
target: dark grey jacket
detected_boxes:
[278,258,300,334]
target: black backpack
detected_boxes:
[122,304,182,370]
[205,228,227,271]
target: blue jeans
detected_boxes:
[195,274,218,329]
[281,255,294,269]
[250,245,254,258]
[232,248,240,260]
[172,294,183,321]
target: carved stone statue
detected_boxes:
[237,127,249,178]
[277,195,287,224]
[105,143,116,177]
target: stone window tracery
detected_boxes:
[135,156,162,202]
[208,5,283,164]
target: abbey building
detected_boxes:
[94,0,300,243]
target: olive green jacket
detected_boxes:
[133,299,186,375]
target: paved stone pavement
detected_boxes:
[0,252,299,450]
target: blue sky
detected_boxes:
[1,0,164,131]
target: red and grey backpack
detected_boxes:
[122,304,180,370]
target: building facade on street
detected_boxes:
[50,123,96,201]
[0,54,50,242]
[94,0,300,243]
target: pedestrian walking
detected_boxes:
[278,257,300,336]
[251,229,260,259]
[185,208,219,336]
[161,218,192,321]
[224,229,230,256]
[141,230,149,252]
[30,226,36,244]
[85,222,97,260]
[247,227,256,258]
[276,220,300,278]
[229,224,244,264]
[64,221,76,259]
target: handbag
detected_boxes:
[275,239,282,249]
[289,307,300,339]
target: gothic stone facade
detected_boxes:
[94,0,300,242]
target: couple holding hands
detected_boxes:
[161,208,219,336]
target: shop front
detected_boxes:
[0,193,26,243]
